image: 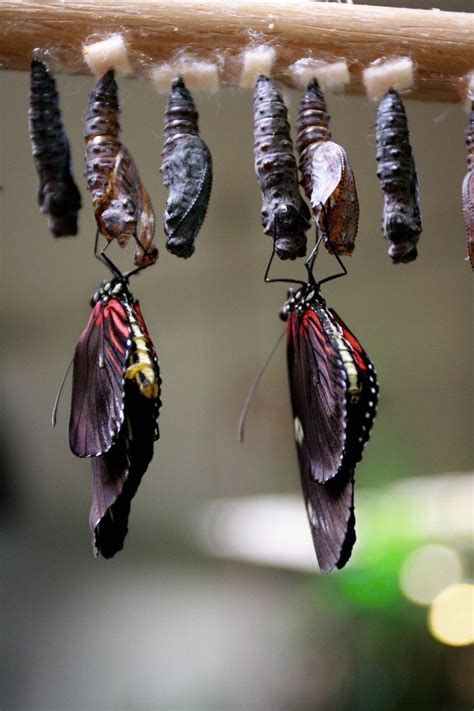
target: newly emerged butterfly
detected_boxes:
[253,75,310,260]
[84,70,157,268]
[28,55,81,237]
[279,255,378,573]
[69,276,161,557]
[295,79,359,256]
[161,77,212,258]
[462,100,474,269]
[375,89,422,264]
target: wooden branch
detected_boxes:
[0,0,473,101]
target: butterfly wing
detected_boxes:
[69,297,132,457]
[287,308,347,484]
[89,381,157,558]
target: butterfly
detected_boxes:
[279,249,378,573]
[462,100,474,269]
[69,275,161,557]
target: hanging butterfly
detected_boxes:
[462,100,474,269]
[161,77,213,258]
[295,78,359,256]
[253,75,310,260]
[84,69,157,268]
[68,269,161,557]
[28,54,81,237]
[375,89,422,264]
[270,234,378,573]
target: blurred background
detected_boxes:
[1,2,473,707]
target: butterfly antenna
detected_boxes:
[51,356,74,427]
[238,329,286,443]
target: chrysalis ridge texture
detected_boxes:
[462,100,474,269]
[84,70,157,267]
[28,57,81,237]
[375,89,422,264]
[161,77,213,258]
[295,79,359,256]
[253,75,310,260]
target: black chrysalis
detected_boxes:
[28,56,81,237]
[84,70,157,268]
[375,89,422,264]
[253,75,310,260]
[295,79,359,256]
[161,77,213,258]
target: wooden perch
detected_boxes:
[0,0,473,101]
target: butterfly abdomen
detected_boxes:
[253,75,310,260]
[124,302,161,402]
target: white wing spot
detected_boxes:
[294,417,304,445]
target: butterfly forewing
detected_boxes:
[69,296,132,458]
[287,307,347,483]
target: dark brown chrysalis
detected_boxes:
[253,75,310,260]
[295,79,359,256]
[161,77,212,258]
[375,89,422,265]
[28,56,81,237]
[84,70,157,268]
[462,100,474,269]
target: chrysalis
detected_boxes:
[375,89,422,264]
[253,75,310,260]
[295,79,359,256]
[84,70,157,268]
[28,56,81,237]
[161,77,212,258]
[462,100,474,269]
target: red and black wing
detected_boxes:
[286,308,347,484]
[89,381,158,558]
[287,305,378,573]
[69,297,132,457]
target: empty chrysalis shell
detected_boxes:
[28,55,81,237]
[253,75,310,260]
[161,77,213,259]
[84,70,157,267]
[375,89,422,265]
[296,78,359,256]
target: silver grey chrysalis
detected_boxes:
[28,55,81,237]
[161,77,213,258]
[253,75,310,260]
[375,89,422,264]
